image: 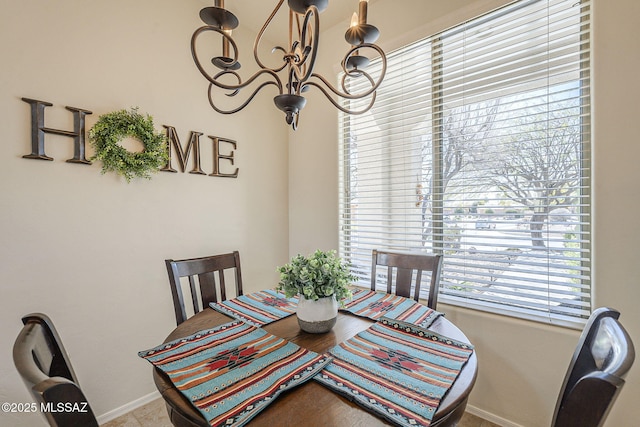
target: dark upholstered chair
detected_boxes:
[552,307,635,427]
[166,251,243,325]
[370,249,443,309]
[13,313,99,427]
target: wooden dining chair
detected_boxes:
[370,249,443,309]
[165,251,243,325]
[551,307,635,427]
[13,313,99,427]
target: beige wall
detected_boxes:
[0,0,289,425]
[290,0,640,426]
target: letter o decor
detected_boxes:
[88,108,168,182]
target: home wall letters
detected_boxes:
[161,126,238,178]
[21,98,239,178]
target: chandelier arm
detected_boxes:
[267,46,290,74]
[305,69,378,100]
[291,6,320,83]
[213,69,242,97]
[294,10,302,42]
[207,80,281,115]
[301,81,377,115]
[191,25,284,93]
[211,67,284,94]
[191,25,240,71]
[288,67,298,95]
[339,43,388,97]
[253,0,289,73]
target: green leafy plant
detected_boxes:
[89,108,168,182]
[277,250,355,302]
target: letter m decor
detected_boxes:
[161,126,205,175]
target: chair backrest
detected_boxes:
[13,313,99,427]
[370,249,443,309]
[552,307,635,427]
[165,251,243,325]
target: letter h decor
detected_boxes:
[22,98,93,164]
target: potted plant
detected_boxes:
[277,250,355,333]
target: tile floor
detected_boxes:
[459,412,501,427]
[100,397,500,427]
[101,398,172,427]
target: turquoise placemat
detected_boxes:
[316,317,474,427]
[340,289,444,328]
[139,320,331,427]
[210,289,297,327]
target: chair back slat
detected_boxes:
[414,269,423,298]
[394,267,414,297]
[188,276,199,314]
[217,270,227,301]
[198,271,219,304]
[165,251,243,325]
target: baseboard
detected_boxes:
[96,390,161,424]
[465,404,524,427]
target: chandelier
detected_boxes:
[190,0,387,130]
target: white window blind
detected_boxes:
[339,0,591,326]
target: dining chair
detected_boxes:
[13,313,99,427]
[370,249,443,309]
[551,307,635,427]
[165,251,243,325]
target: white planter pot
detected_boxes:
[296,296,338,333]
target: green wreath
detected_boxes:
[89,108,168,182]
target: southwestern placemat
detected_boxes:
[340,289,444,328]
[209,289,298,327]
[139,320,331,427]
[315,317,474,427]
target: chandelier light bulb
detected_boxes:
[350,12,359,28]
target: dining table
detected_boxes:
[152,295,478,427]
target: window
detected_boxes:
[339,0,591,326]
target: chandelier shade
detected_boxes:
[190,0,387,130]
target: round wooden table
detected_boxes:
[153,308,477,427]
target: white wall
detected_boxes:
[289,0,640,426]
[0,0,289,425]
